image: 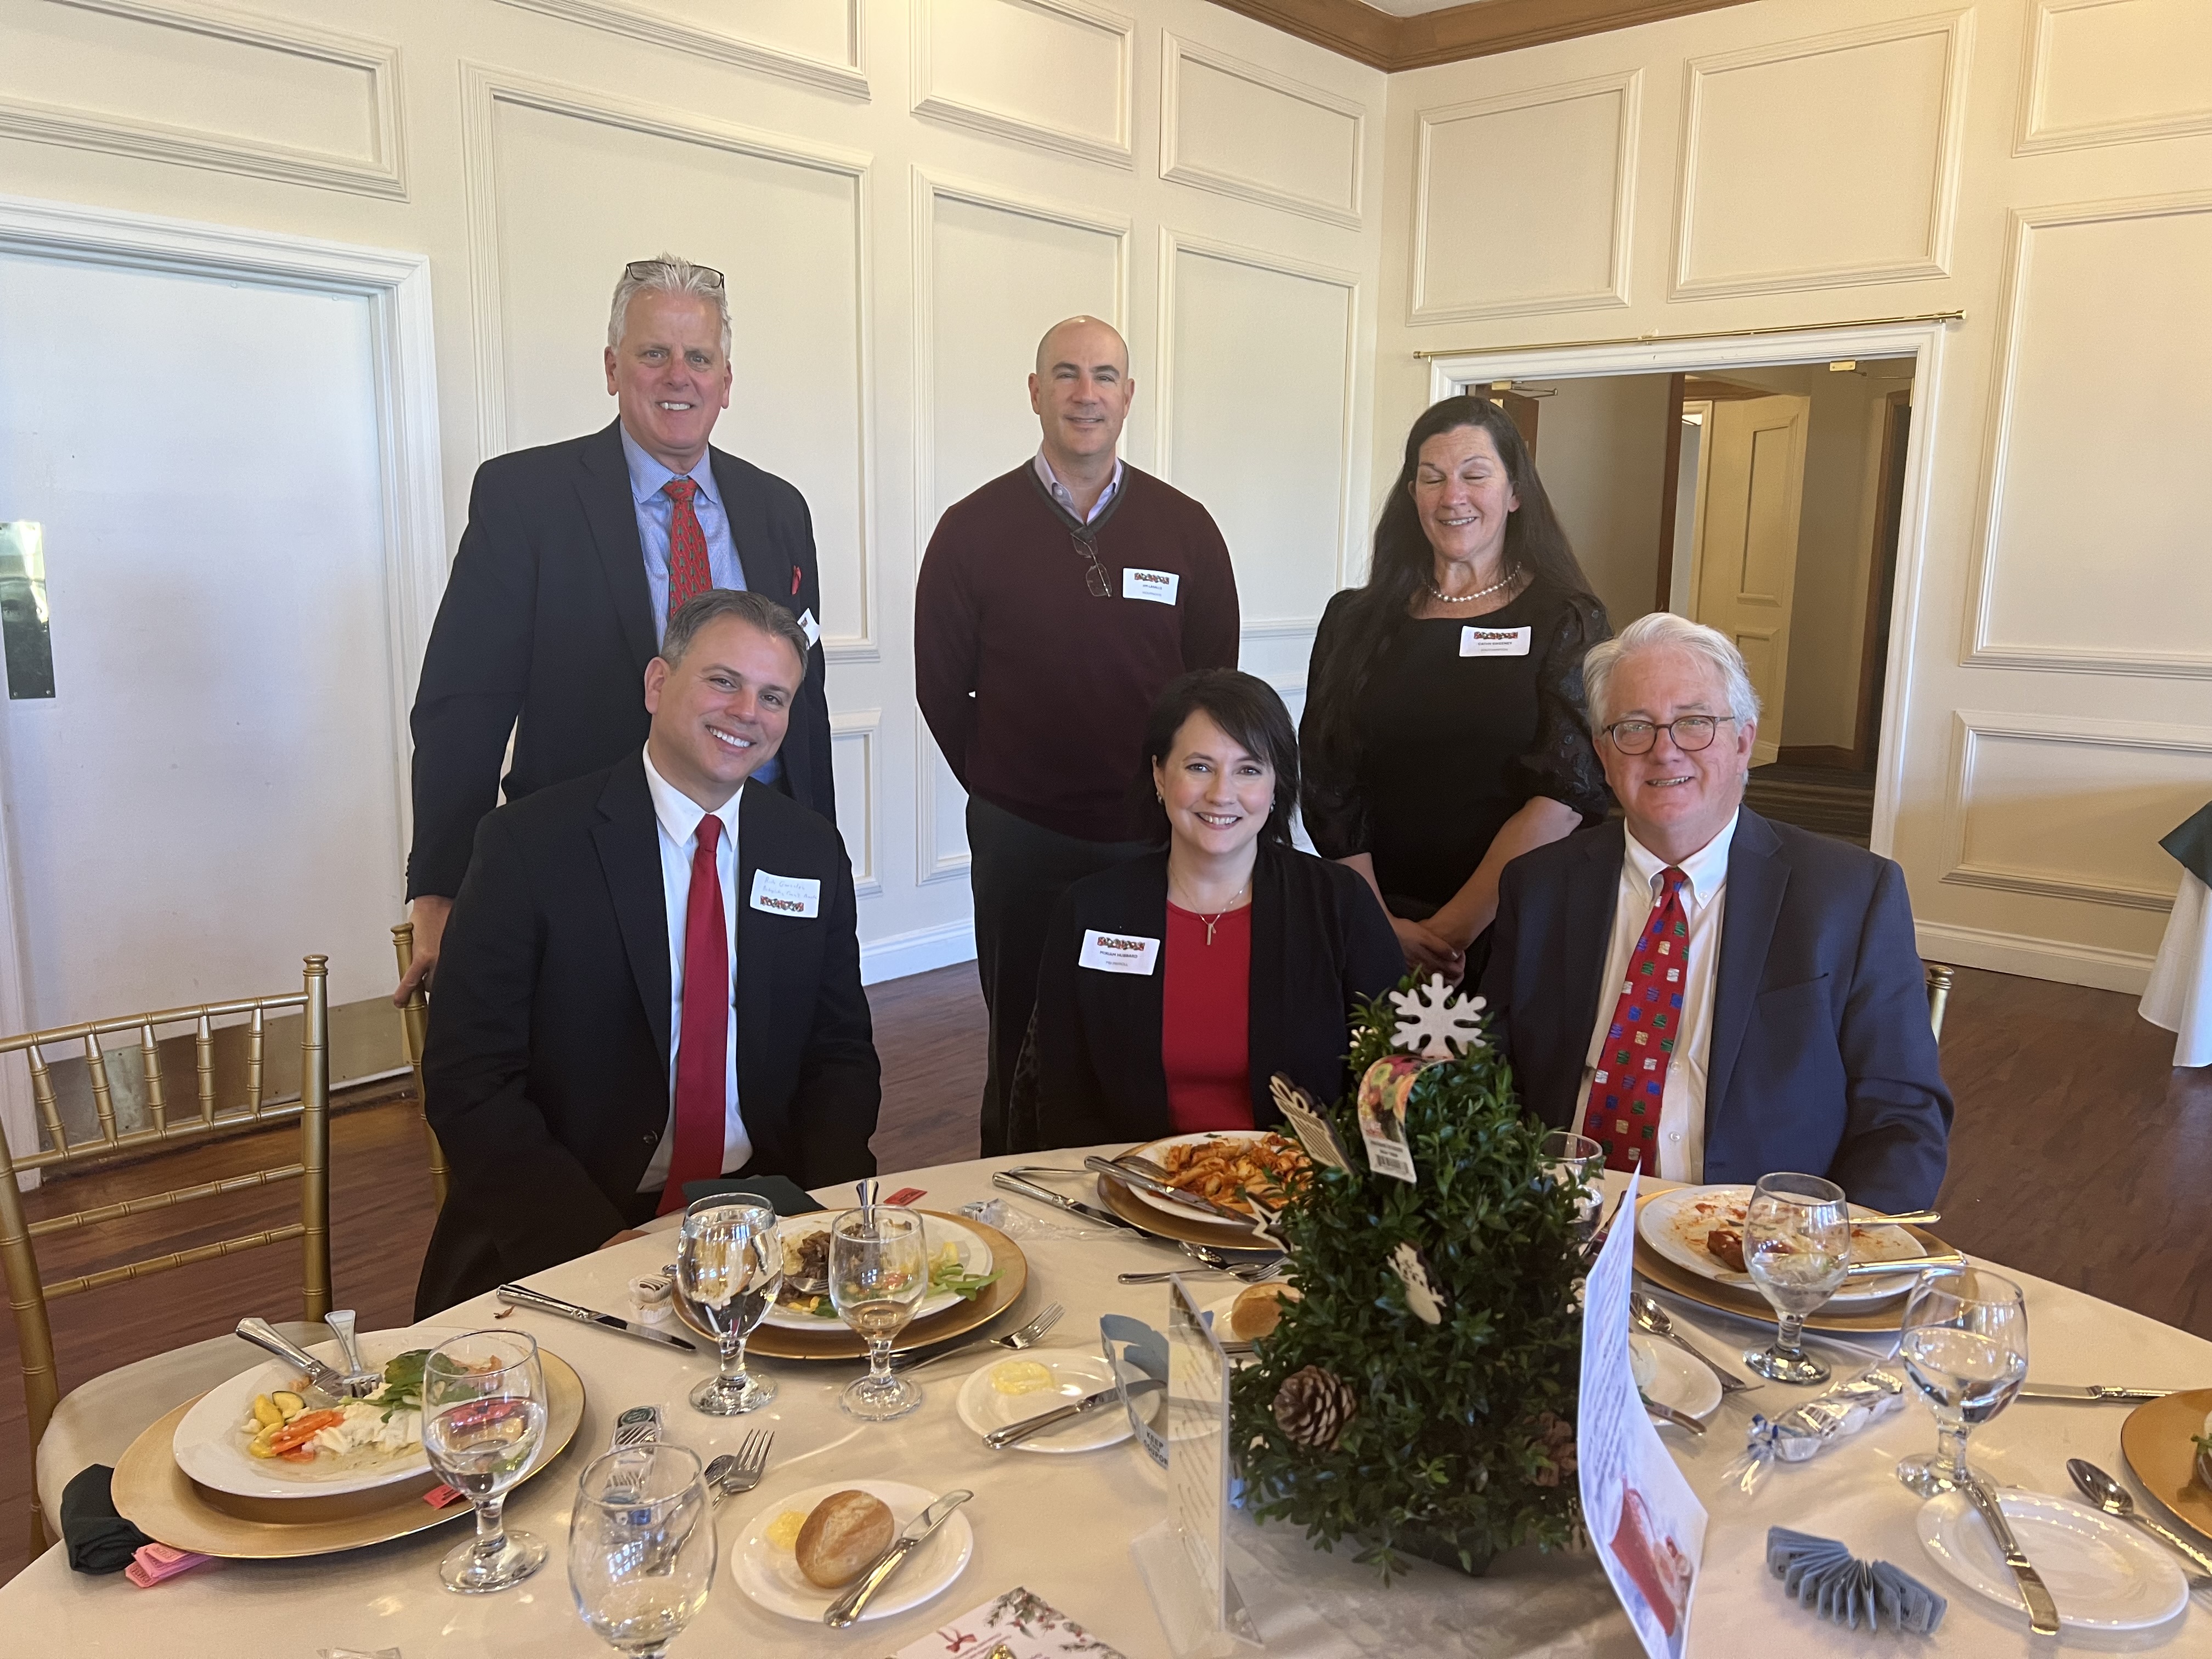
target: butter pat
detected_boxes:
[764,1510,807,1551]
[989,1361,1054,1396]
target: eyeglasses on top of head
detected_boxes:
[1602,714,1738,754]
[624,259,725,289]
[1069,529,1110,599]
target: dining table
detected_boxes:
[8,1148,2209,1656]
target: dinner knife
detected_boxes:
[234,1318,349,1399]
[823,1490,974,1627]
[2017,1384,2170,1402]
[494,1284,698,1353]
[1081,1156,1262,1229]
[991,1171,1151,1235]
[985,1376,1167,1451]
[1842,1254,1965,1278]
[1962,1474,2061,1635]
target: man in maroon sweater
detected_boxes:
[916,316,1240,1154]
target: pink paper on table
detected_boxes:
[422,1483,465,1509]
[890,1587,1126,1658]
[125,1543,213,1587]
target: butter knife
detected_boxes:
[234,1318,347,1400]
[1962,1475,2061,1634]
[822,1490,974,1627]
[991,1171,1148,1235]
[985,1376,1166,1451]
[1082,1156,1262,1229]
[495,1284,698,1353]
[2017,1384,2170,1402]
[1843,1254,1966,1278]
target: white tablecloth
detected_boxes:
[9,1152,2209,1655]
[2142,869,2212,1068]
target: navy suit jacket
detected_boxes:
[1477,808,1950,1213]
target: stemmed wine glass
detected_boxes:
[828,1204,929,1421]
[569,1443,717,1657]
[1539,1130,1605,1245]
[1740,1171,1852,1384]
[675,1197,782,1415]
[1895,1266,2029,1498]
[422,1329,550,1593]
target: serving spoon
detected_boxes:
[2065,1459,2212,1586]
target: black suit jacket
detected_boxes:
[414,754,878,1315]
[1011,844,1404,1150]
[406,420,835,900]
[1478,809,1951,1214]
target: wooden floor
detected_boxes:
[0,959,2202,1583]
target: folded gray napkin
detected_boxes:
[1766,1527,1946,1634]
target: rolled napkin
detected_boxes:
[60,1464,153,1574]
[1767,1527,1946,1634]
[1723,1360,1908,1496]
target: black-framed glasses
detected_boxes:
[624,258,724,289]
[1602,714,1737,754]
[1070,528,1110,599]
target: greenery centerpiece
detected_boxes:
[1229,973,1587,1578]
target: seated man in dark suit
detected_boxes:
[416,590,879,1315]
[1479,611,1949,1214]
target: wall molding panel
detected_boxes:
[2016,0,2212,155]
[1409,72,1637,324]
[493,0,870,99]
[0,0,405,199]
[1159,33,1365,229]
[910,0,1134,168]
[1671,10,1970,301]
[830,708,883,897]
[1913,918,2154,996]
[912,709,971,888]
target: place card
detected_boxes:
[890,1587,1130,1657]
[1268,1074,1351,1171]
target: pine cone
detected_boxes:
[1272,1365,1358,1451]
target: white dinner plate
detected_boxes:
[1638,1184,1925,1305]
[1916,1488,2189,1632]
[733,1480,973,1622]
[1119,1130,1297,1227]
[1629,1334,1723,1421]
[955,1353,1147,1453]
[171,1325,471,1500]
[760,1212,993,1331]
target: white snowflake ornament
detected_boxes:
[1387,975,1487,1058]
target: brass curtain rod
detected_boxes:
[1412,310,1965,360]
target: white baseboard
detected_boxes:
[860,917,977,986]
[1915,919,2155,996]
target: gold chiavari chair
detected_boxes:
[390,923,449,1211]
[1925,962,1956,1041]
[0,956,331,1553]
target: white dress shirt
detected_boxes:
[1034,448,1123,524]
[638,749,752,1192]
[1574,812,1738,1181]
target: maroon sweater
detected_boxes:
[916,463,1240,842]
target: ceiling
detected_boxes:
[1205,0,1758,70]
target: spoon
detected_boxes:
[2065,1459,2212,1585]
[1629,1291,1756,1394]
[704,1453,738,1506]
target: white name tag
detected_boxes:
[1078,929,1160,975]
[1122,568,1180,605]
[1460,625,1532,657]
[748,870,820,918]
[797,608,821,650]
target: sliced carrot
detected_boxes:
[267,1409,345,1452]
[279,1446,317,1462]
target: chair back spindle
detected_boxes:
[1925,962,1955,1042]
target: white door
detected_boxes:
[0,252,405,1047]
[1688,394,1810,766]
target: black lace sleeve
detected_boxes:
[1297,591,1370,860]
[1508,590,1612,824]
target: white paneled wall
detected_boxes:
[1376,0,2212,994]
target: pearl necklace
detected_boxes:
[1426,564,1520,606]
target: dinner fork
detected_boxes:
[888,1302,1064,1373]
[709,1430,775,1508]
[1120,1249,1288,1285]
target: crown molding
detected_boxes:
[1203,0,1758,71]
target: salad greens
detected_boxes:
[376,1348,430,1422]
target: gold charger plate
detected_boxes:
[2120,1387,2212,1542]
[1632,1192,1957,1334]
[679,1210,1027,1361]
[1092,1132,1295,1250]
[113,1348,585,1559]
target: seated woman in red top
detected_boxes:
[1009,670,1403,1151]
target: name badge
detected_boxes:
[1078,929,1160,975]
[1460,625,1532,658]
[1122,568,1180,606]
[797,608,822,650]
[749,870,820,918]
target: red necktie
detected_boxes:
[1590,867,1689,1173]
[663,477,710,622]
[658,813,728,1212]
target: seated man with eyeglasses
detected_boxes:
[1477,611,1951,1213]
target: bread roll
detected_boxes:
[1229,1281,1300,1342]
[794,1489,896,1588]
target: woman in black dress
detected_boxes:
[1301,394,1611,984]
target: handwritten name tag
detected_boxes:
[1078,929,1160,975]
[1461,625,1532,658]
[1122,568,1180,606]
[748,870,821,918]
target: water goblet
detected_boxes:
[674,1198,782,1415]
[569,1442,717,1657]
[1539,1130,1605,1244]
[1895,1266,2029,1498]
[1740,1172,1851,1384]
[828,1204,929,1421]
[422,1329,550,1593]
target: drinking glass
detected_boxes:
[1740,1172,1851,1384]
[1895,1267,2029,1498]
[828,1204,929,1421]
[1539,1130,1605,1244]
[422,1329,550,1593]
[675,1198,782,1415]
[569,1443,717,1657]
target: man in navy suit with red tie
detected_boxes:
[414,590,877,1317]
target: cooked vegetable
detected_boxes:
[271,1390,306,1420]
[927,1242,1001,1301]
[251,1394,283,1429]
[267,1409,345,1453]
[375,1349,431,1422]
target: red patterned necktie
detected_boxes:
[663,477,711,622]
[1590,866,1689,1173]
[658,813,728,1213]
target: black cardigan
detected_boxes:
[1009,843,1404,1152]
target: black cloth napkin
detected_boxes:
[678,1174,825,1216]
[2160,800,2212,886]
[60,1464,151,1574]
